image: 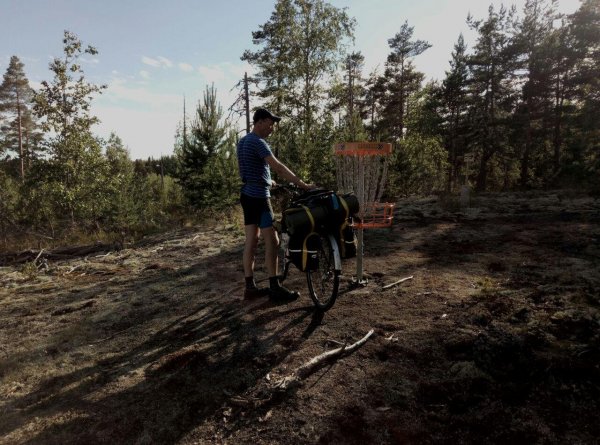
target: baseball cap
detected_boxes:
[253,108,281,123]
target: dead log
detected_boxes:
[0,242,120,266]
[274,329,375,391]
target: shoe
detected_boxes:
[269,285,300,302]
[244,286,270,300]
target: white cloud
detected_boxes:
[139,70,150,79]
[156,56,173,68]
[197,65,225,84]
[141,56,161,67]
[345,0,585,82]
[197,62,254,85]
[91,61,256,159]
[179,62,194,72]
[94,105,180,160]
[29,80,44,90]
[102,78,181,109]
[141,55,173,68]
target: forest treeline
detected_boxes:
[0,0,598,248]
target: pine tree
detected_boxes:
[241,0,297,118]
[567,0,600,186]
[242,0,354,176]
[466,5,519,191]
[326,51,368,141]
[512,0,557,188]
[440,34,470,190]
[378,21,431,141]
[102,132,136,228]
[176,85,237,208]
[0,56,43,180]
[363,67,385,140]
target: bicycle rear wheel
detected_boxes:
[306,233,340,311]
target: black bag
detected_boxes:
[282,191,359,236]
[288,232,321,271]
[283,205,328,236]
[338,220,357,259]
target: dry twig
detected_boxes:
[274,329,375,391]
[33,248,45,264]
[382,275,414,290]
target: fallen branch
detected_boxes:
[33,248,45,265]
[385,333,398,342]
[382,275,413,290]
[0,242,119,266]
[65,264,83,275]
[274,329,375,391]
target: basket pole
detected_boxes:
[357,155,366,283]
[356,227,365,283]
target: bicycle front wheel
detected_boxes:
[306,233,340,311]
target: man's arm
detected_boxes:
[265,155,312,190]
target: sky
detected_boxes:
[0,0,582,160]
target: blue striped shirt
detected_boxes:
[237,132,273,198]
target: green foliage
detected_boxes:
[376,21,431,142]
[20,261,38,280]
[466,5,520,191]
[121,173,185,231]
[565,0,600,190]
[176,85,240,209]
[388,134,448,197]
[0,170,21,243]
[27,31,109,227]
[1,31,186,245]
[195,146,241,209]
[439,34,470,191]
[242,0,355,173]
[327,52,371,141]
[23,133,110,227]
[33,31,107,137]
[3,3,600,252]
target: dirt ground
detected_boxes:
[1,191,599,445]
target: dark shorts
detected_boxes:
[240,193,274,228]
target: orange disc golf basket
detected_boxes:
[334,142,395,284]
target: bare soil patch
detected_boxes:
[1,191,599,444]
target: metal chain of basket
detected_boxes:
[334,142,394,283]
[334,142,394,229]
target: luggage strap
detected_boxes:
[300,205,316,270]
[338,196,350,257]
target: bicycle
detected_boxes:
[272,185,345,312]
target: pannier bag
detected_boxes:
[282,191,359,236]
[283,190,359,268]
[338,219,357,258]
[288,231,321,271]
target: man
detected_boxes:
[237,108,312,301]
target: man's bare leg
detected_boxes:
[262,226,279,278]
[262,226,298,301]
[243,224,260,278]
